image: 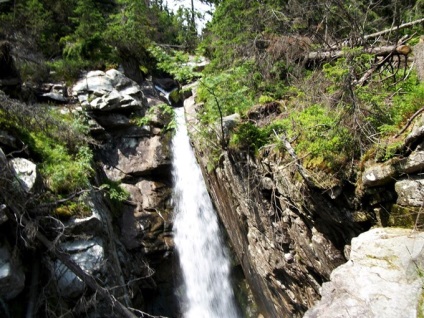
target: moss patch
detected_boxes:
[389,204,422,228]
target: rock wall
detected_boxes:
[73,70,178,315]
[0,70,178,317]
[185,91,424,317]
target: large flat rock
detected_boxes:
[304,227,424,318]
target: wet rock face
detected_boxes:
[304,228,424,318]
[87,75,174,255]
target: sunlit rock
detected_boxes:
[362,163,396,187]
[9,157,39,193]
[72,69,146,112]
[304,228,424,318]
[395,177,424,206]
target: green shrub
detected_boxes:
[31,132,93,193]
[391,79,424,128]
[47,59,92,83]
[100,181,129,203]
[229,122,268,153]
[132,103,176,132]
[54,201,91,218]
[0,94,94,195]
[270,104,353,170]
[258,95,274,104]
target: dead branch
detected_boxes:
[395,106,424,138]
[0,160,153,318]
[354,43,412,87]
[307,44,405,62]
[363,18,424,41]
[4,204,139,318]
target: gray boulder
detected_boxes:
[40,83,68,103]
[102,135,171,182]
[9,157,39,193]
[362,163,396,187]
[304,227,424,318]
[72,69,146,112]
[395,177,424,206]
[400,150,424,174]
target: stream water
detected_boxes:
[172,107,240,318]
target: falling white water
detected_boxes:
[172,107,240,318]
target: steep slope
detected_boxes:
[185,84,424,316]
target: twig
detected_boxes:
[363,18,424,41]
[395,106,424,138]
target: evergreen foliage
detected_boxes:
[0,0,422,185]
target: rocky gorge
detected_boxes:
[184,64,424,316]
[0,38,424,318]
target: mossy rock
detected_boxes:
[389,204,423,228]
[54,202,91,219]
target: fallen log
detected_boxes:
[306,45,405,62]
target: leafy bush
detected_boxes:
[54,200,91,218]
[47,59,92,83]
[30,133,93,194]
[270,104,353,170]
[390,78,424,129]
[258,95,274,104]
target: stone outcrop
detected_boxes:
[185,88,424,317]
[304,228,424,318]
[75,70,177,315]
[72,69,146,111]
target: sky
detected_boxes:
[163,0,214,33]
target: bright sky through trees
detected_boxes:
[164,0,213,33]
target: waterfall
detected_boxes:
[172,107,240,318]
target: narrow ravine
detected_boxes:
[172,107,240,318]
